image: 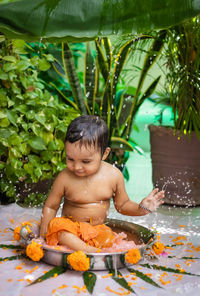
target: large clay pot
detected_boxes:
[149,125,200,206]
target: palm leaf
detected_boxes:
[112,36,150,103]
[135,30,166,99]
[30,266,67,285]
[83,271,97,294]
[125,31,166,139]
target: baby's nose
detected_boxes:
[74,162,82,170]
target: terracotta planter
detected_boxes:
[149,125,200,206]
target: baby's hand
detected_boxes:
[140,188,165,213]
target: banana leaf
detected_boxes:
[1,0,200,42]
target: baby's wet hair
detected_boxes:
[65,115,108,155]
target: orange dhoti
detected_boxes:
[46,217,115,248]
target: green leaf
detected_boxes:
[62,42,87,114]
[0,254,26,262]
[84,43,97,114]
[140,263,200,277]
[0,117,10,127]
[2,56,17,63]
[24,162,34,175]
[3,62,16,72]
[28,136,47,150]
[12,39,28,54]
[112,270,136,294]
[0,162,5,170]
[122,166,129,181]
[83,271,97,294]
[0,70,8,80]
[6,110,17,127]
[38,58,51,71]
[0,111,6,119]
[16,60,31,71]
[128,267,162,289]
[105,256,136,294]
[30,266,67,285]
[0,0,200,42]
[0,244,24,249]
[110,136,134,151]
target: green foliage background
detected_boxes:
[0,39,79,205]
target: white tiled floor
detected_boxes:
[0,200,200,296]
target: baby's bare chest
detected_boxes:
[64,177,114,203]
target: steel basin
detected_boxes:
[40,218,155,270]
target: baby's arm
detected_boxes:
[113,170,164,216]
[40,173,65,238]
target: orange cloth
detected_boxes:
[46,217,115,248]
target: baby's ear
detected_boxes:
[102,147,111,160]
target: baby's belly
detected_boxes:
[62,200,110,225]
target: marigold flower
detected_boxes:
[13,226,21,241]
[21,221,33,227]
[152,241,165,255]
[26,241,44,261]
[125,248,141,264]
[67,251,90,271]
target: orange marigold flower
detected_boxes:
[26,241,44,261]
[13,226,21,241]
[125,248,141,264]
[21,221,33,227]
[152,241,165,255]
[67,251,90,271]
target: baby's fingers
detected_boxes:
[156,190,165,199]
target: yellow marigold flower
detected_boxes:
[152,241,165,255]
[26,241,44,261]
[13,226,21,241]
[125,248,141,264]
[67,251,90,271]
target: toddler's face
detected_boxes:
[65,141,103,177]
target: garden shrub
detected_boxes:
[0,39,79,205]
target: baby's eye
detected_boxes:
[82,160,91,164]
[67,158,73,162]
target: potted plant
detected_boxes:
[149,16,200,206]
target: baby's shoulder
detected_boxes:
[102,161,123,179]
[55,168,71,182]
